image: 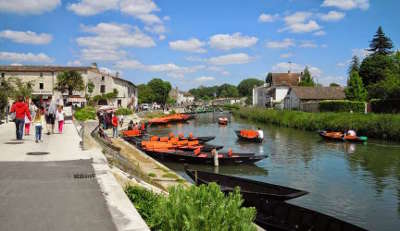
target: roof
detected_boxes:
[0,65,95,72]
[266,72,302,86]
[290,86,345,100]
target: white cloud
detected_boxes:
[81,48,126,61]
[67,0,118,16]
[208,53,254,66]
[195,76,215,82]
[319,75,347,86]
[266,38,295,49]
[159,35,166,40]
[207,66,230,76]
[321,0,369,10]
[119,0,162,25]
[163,16,170,21]
[281,12,321,33]
[272,62,322,77]
[169,38,206,53]
[144,24,166,35]
[0,30,52,45]
[115,59,203,78]
[319,11,345,21]
[280,53,293,58]
[299,41,318,48]
[313,30,326,36]
[352,48,371,58]
[258,13,279,23]
[0,0,60,14]
[209,33,258,50]
[0,51,53,63]
[67,60,82,66]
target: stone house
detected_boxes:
[169,87,195,106]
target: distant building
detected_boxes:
[253,72,302,107]
[212,97,244,106]
[284,86,345,112]
[0,64,138,108]
[169,87,194,105]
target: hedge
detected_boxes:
[74,106,96,121]
[319,100,365,113]
[115,107,133,116]
[232,107,400,141]
[370,99,400,114]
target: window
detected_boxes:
[117,99,122,107]
[39,83,44,90]
[40,72,43,78]
[1,73,4,78]
[100,85,106,93]
[101,76,105,81]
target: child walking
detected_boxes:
[33,108,46,143]
[24,115,31,135]
[56,106,65,134]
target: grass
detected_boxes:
[232,107,400,141]
[148,172,156,177]
[162,173,178,179]
[74,106,96,121]
[143,111,165,119]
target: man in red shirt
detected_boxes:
[111,113,119,138]
[10,96,32,140]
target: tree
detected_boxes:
[299,67,315,86]
[147,78,172,105]
[87,80,95,97]
[329,83,340,87]
[368,68,400,100]
[217,84,239,98]
[138,84,154,104]
[345,71,367,101]
[359,54,395,87]
[237,78,264,97]
[368,26,393,55]
[55,70,85,96]
[348,56,360,74]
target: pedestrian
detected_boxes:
[257,127,264,140]
[111,113,119,138]
[47,99,57,134]
[56,105,65,134]
[24,115,31,135]
[128,120,134,130]
[10,96,31,140]
[119,114,124,127]
[33,107,45,143]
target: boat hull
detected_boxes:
[235,130,263,143]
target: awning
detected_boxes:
[68,97,86,103]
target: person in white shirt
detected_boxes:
[56,106,65,133]
[257,127,264,139]
[347,130,356,136]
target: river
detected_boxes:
[147,112,400,231]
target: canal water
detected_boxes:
[147,112,400,231]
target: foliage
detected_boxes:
[189,84,240,100]
[348,55,360,74]
[222,104,241,111]
[125,186,161,225]
[87,80,95,96]
[345,71,368,101]
[166,97,176,105]
[299,67,315,87]
[233,107,400,141]
[237,78,264,97]
[115,107,132,116]
[138,84,154,104]
[319,100,365,113]
[148,78,172,106]
[359,53,395,87]
[74,106,96,121]
[367,68,400,100]
[368,26,393,55]
[55,70,85,96]
[217,83,239,98]
[370,99,400,114]
[329,83,340,87]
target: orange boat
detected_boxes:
[122,129,143,137]
[319,131,368,142]
[218,117,228,125]
[148,114,194,125]
[235,130,263,143]
[140,135,223,152]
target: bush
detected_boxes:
[125,183,257,231]
[222,104,240,111]
[232,107,400,141]
[370,99,400,114]
[74,106,96,121]
[115,107,133,116]
[319,100,365,113]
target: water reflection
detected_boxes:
[147,113,400,231]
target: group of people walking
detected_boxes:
[10,96,65,143]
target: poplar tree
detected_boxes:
[345,71,367,101]
[299,67,315,87]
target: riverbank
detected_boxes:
[232,107,400,141]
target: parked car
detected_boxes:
[141,103,150,111]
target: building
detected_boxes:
[284,86,345,112]
[0,64,138,108]
[169,87,194,106]
[212,97,244,106]
[253,72,302,107]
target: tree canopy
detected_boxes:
[368,26,393,55]
[138,78,172,105]
[55,70,85,96]
[345,71,367,101]
[189,83,242,100]
[348,56,360,74]
[299,67,315,87]
[237,78,264,97]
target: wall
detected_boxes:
[284,90,300,110]
[274,87,290,103]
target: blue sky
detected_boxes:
[1,0,399,90]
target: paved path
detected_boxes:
[0,121,149,231]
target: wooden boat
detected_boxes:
[187,135,215,143]
[185,168,308,201]
[319,131,368,143]
[246,199,367,231]
[148,113,194,125]
[218,117,228,125]
[235,130,263,143]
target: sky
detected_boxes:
[1,0,399,90]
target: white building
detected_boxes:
[0,64,138,108]
[169,87,194,106]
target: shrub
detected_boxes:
[115,107,133,116]
[222,104,240,111]
[125,186,161,224]
[319,100,365,113]
[370,99,400,114]
[74,106,96,121]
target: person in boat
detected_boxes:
[128,120,134,130]
[347,129,356,137]
[257,128,264,140]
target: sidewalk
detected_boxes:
[0,120,149,231]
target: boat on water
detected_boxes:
[319,131,368,143]
[185,168,308,201]
[218,117,228,125]
[148,113,194,125]
[235,130,263,143]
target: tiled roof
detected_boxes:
[266,72,301,86]
[290,86,345,100]
[0,65,95,72]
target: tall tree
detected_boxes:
[345,71,367,101]
[348,55,360,74]
[359,54,394,87]
[147,78,171,105]
[217,84,239,98]
[237,78,264,97]
[299,67,315,87]
[329,83,340,87]
[55,70,85,96]
[368,26,393,55]
[137,84,154,104]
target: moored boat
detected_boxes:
[319,131,368,142]
[218,117,228,125]
[235,130,263,143]
[185,168,308,201]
